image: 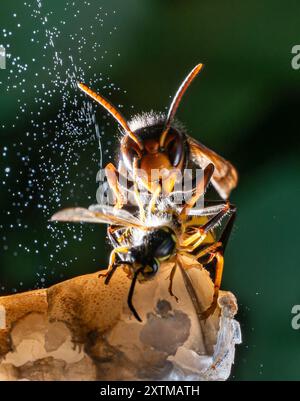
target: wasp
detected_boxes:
[51,64,238,321]
[51,197,236,322]
[77,63,238,219]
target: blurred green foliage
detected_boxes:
[1,0,300,380]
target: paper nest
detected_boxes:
[0,258,241,381]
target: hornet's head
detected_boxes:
[128,226,176,281]
[121,123,187,194]
[77,64,204,195]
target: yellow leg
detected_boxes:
[201,251,224,320]
[149,184,161,213]
[161,170,177,196]
[179,163,214,220]
[99,246,129,280]
[180,202,231,249]
[105,163,124,209]
[133,181,146,221]
[132,158,146,221]
[194,242,222,260]
[184,231,207,251]
[116,228,131,244]
[180,230,204,247]
[179,241,221,258]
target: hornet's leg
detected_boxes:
[180,202,235,250]
[133,181,146,221]
[200,251,224,320]
[100,262,119,285]
[105,163,124,209]
[127,266,144,322]
[132,158,146,221]
[99,246,129,283]
[200,210,236,319]
[179,163,214,221]
[149,184,161,213]
[179,241,222,260]
[168,264,179,302]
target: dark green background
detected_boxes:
[1,0,300,380]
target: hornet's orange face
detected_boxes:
[77,64,210,196]
[121,125,187,194]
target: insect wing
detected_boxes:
[89,204,143,227]
[188,203,228,217]
[187,136,238,199]
[50,204,143,228]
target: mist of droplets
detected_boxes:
[0,0,125,293]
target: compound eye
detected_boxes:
[154,236,175,259]
[164,132,184,167]
[121,136,143,170]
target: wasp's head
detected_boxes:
[77,64,203,196]
[128,226,176,280]
[121,123,187,194]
